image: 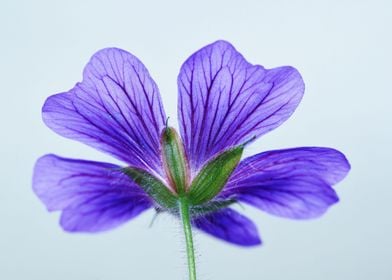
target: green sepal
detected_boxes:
[190,198,237,217]
[188,146,243,205]
[122,167,177,209]
[161,127,189,194]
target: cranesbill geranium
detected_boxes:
[33,40,350,280]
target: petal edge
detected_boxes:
[33,154,152,232]
[222,147,350,219]
[193,208,261,246]
[43,48,166,175]
[178,40,304,174]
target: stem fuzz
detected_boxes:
[179,197,197,280]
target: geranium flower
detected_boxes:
[33,40,350,279]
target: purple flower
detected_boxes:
[33,40,350,247]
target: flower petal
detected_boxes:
[43,48,166,175]
[33,154,152,232]
[178,40,304,173]
[193,208,261,246]
[222,147,350,219]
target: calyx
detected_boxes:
[123,127,243,212]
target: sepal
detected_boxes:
[190,198,237,217]
[161,127,189,194]
[188,146,243,205]
[122,167,177,209]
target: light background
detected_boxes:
[0,0,391,279]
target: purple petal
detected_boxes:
[193,208,261,246]
[33,154,152,232]
[43,48,166,175]
[222,147,350,219]
[178,40,304,173]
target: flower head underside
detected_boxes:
[33,40,350,246]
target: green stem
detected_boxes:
[179,197,197,280]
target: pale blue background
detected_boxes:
[1,0,391,279]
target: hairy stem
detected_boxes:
[179,197,197,280]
